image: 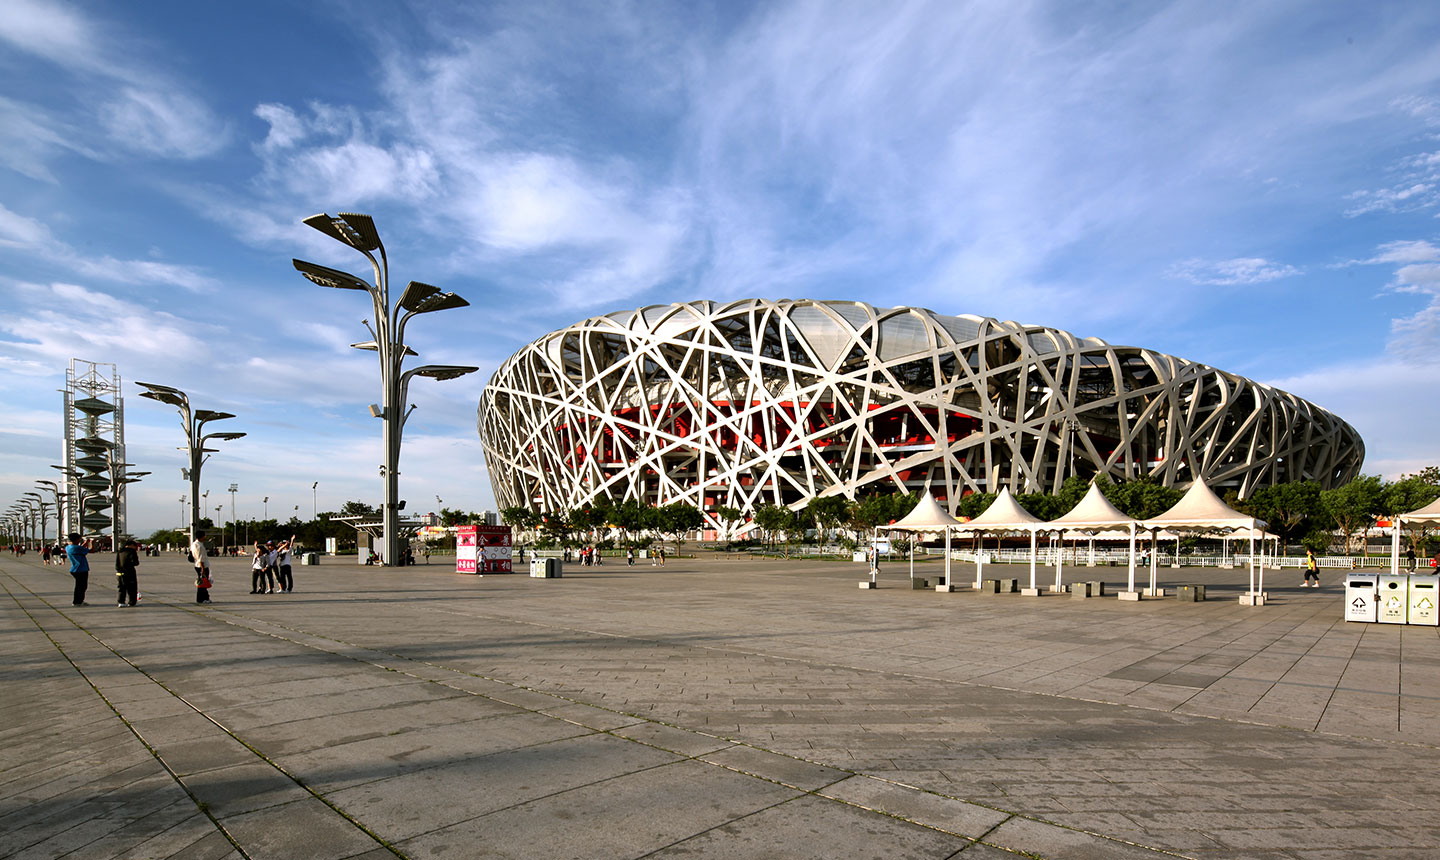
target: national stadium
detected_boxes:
[478,299,1363,529]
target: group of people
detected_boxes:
[249,537,296,593]
[60,532,143,607]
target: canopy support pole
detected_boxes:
[1028,530,1037,590]
[975,533,984,588]
[1149,530,1159,595]
[944,526,951,586]
[1127,525,1137,593]
[1392,522,1401,575]
[1053,533,1063,592]
[1248,531,1256,598]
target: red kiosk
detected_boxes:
[456,525,513,574]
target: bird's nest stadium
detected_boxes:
[478,299,1363,528]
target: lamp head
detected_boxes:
[205,432,246,442]
[410,291,470,315]
[409,365,481,382]
[293,259,373,292]
[350,341,419,357]
[302,212,382,252]
[195,410,236,423]
[398,281,442,311]
[138,389,187,409]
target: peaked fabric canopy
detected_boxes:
[889,489,963,532]
[1047,483,1135,533]
[1141,480,1266,532]
[1398,495,1440,526]
[954,487,1043,533]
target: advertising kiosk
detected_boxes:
[456,525,513,574]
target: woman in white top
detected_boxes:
[191,531,212,604]
[275,537,295,593]
[251,543,269,593]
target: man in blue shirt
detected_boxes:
[65,533,91,606]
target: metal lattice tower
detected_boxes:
[478,299,1365,527]
[62,360,127,538]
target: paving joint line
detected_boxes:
[0,569,410,860]
[176,596,1198,858]
[0,572,254,860]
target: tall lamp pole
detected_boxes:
[36,480,63,546]
[21,493,48,548]
[312,482,318,519]
[135,383,245,545]
[294,212,477,566]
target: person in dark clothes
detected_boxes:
[191,531,212,604]
[65,533,90,605]
[115,538,140,607]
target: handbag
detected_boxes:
[197,574,212,589]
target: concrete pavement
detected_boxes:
[2,551,1437,859]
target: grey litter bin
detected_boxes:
[1088,580,1106,597]
[1071,582,1091,599]
[1176,584,1205,602]
[997,578,1018,593]
[979,579,1000,594]
[302,552,319,565]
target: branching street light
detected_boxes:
[136,382,245,545]
[294,212,477,565]
[36,480,63,546]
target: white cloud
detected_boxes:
[99,87,226,160]
[1165,257,1302,286]
[0,203,217,292]
[1266,358,1440,478]
[1342,238,1440,363]
[254,103,307,152]
[0,0,228,168]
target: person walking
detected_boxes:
[1303,549,1319,588]
[65,533,90,606]
[115,538,139,607]
[275,536,294,593]
[626,547,635,566]
[1406,546,1417,572]
[191,531,213,604]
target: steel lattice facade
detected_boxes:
[478,299,1363,526]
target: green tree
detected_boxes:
[656,502,705,554]
[753,503,801,552]
[713,505,744,542]
[1384,473,1440,553]
[1100,476,1182,519]
[958,491,997,519]
[1320,475,1385,555]
[1246,481,1323,546]
[806,495,852,543]
[339,500,378,518]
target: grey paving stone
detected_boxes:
[396,759,799,859]
[818,775,1011,839]
[700,745,851,790]
[648,793,971,858]
[325,732,682,840]
[217,797,381,860]
[609,721,735,757]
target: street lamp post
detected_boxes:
[312,482,318,520]
[21,493,48,549]
[135,383,245,546]
[36,480,63,546]
[294,212,477,566]
[228,483,238,549]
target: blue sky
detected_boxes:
[3,0,1440,536]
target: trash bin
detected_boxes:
[1344,574,1378,623]
[1071,581,1092,599]
[979,579,1000,594]
[1087,580,1106,597]
[530,558,560,578]
[1408,574,1439,626]
[1378,574,1409,624]
[302,552,319,566]
[998,578,1018,593]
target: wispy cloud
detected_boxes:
[0,0,227,164]
[0,203,219,292]
[1165,257,1302,286]
[1339,238,1440,363]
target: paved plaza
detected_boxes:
[3,551,1438,859]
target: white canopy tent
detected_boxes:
[951,487,1044,589]
[1141,480,1268,603]
[888,489,963,585]
[1391,496,1440,573]
[1047,482,1140,594]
